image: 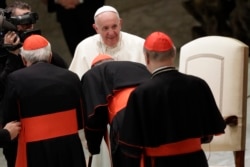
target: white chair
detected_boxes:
[179,36,249,167]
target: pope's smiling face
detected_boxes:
[93,11,122,47]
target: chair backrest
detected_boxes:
[179,36,248,152]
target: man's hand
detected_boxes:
[4,31,20,45]
[3,121,21,140]
[4,31,21,55]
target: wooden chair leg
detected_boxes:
[234,150,245,167]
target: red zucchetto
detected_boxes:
[23,34,49,50]
[144,31,174,52]
[91,54,114,68]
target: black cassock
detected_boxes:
[81,61,151,167]
[119,67,226,167]
[1,62,86,167]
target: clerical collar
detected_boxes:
[31,60,48,65]
[151,66,176,78]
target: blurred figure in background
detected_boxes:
[183,0,250,53]
[41,0,105,57]
[5,0,68,68]
[0,0,6,8]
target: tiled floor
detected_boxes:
[0,0,249,166]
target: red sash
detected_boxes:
[140,138,201,167]
[15,109,78,167]
[108,87,135,123]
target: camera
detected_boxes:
[0,8,40,50]
[8,12,38,26]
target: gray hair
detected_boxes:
[20,43,52,64]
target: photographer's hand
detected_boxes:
[4,31,21,55]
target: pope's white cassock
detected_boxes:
[69,31,146,167]
[69,31,146,78]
